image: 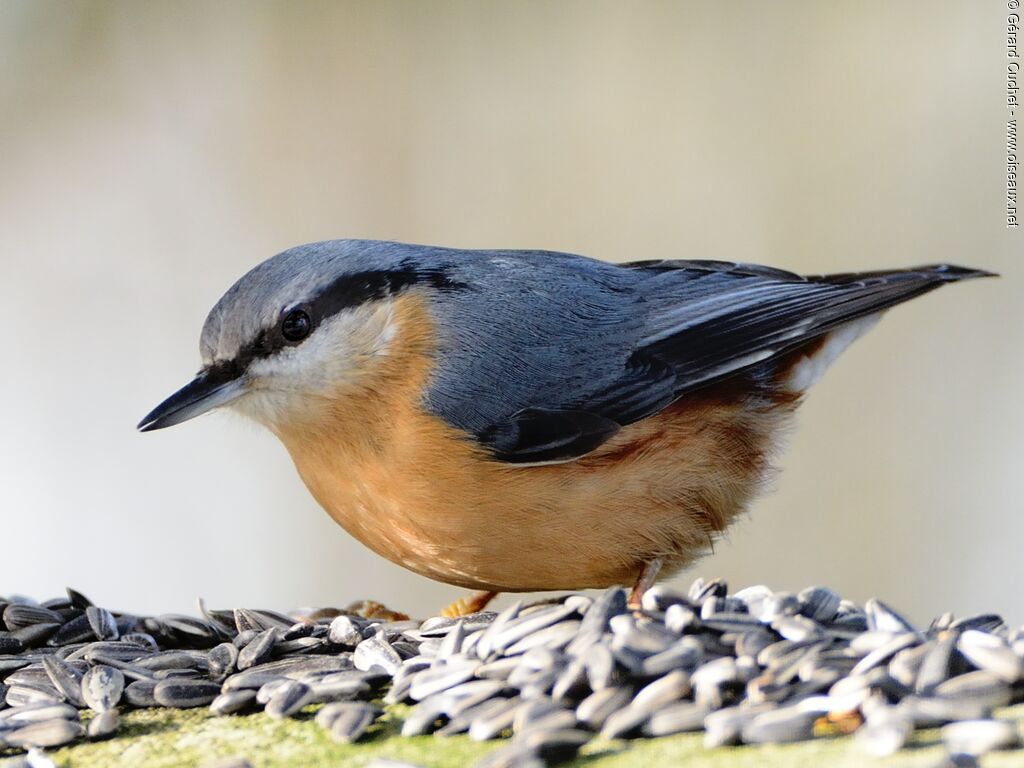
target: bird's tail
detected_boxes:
[809,263,996,286]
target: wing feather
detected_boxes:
[429,256,991,464]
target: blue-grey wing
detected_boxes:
[422,251,987,463]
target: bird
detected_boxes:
[138,240,992,616]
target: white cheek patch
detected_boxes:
[785,313,882,392]
[236,301,398,425]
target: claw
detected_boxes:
[440,590,499,618]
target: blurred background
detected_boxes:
[1,1,1019,624]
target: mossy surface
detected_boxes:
[3,703,1023,768]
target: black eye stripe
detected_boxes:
[309,264,465,318]
[225,264,466,373]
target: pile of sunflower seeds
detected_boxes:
[1,581,1022,768]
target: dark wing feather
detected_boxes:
[480,408,621,463]
[636,263,990,395]
[470,261,991,463]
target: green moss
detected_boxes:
[3,703,1022,768]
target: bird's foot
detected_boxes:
[345,600,410,621]
[627,557,664,614]
[441,590,499,618]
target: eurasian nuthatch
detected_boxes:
[138,240,991,613]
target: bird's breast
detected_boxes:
[276,376,798,592]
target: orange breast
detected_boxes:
[273,293,802,592]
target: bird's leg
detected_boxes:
[628,558,664,611]
[441,590,499,618]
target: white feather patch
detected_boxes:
[234,300,398,428]
[785,313,882,392]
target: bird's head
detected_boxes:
[138,240,463,434]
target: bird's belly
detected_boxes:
[282,377,798,592]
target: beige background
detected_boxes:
[1,1,1020,624]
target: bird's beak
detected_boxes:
[137,367,247,432]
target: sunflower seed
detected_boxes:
[4,682,63,708]
[957,630,1022,683]
[476,602,523,660]
[566,588,625,655]
[87,708,119,740]
[704,704,773,748]
[210,689,257,715]
[472,742,544,768]
[632,669,690,711]
[123,679,158,707]
[773,616,824,643]
[865,599,917,634]
[0,703,79,725]
[942,719,1020,755]
[121,632,158,651]
[951,615,1005,633]
[256,678,292,705]
[135,651,199,671]
[237,629,276,670]
[583,642,617,691]
[600,702,650,739]
[153,679,221,708]
[48,615,95,647]
[511,698,566,734]
[504,620,580,657]
[576,686,632,730]
[208,642,239,682]
[328,702,379,743]
[519,727,591,761]
[643,701,709,736]
[889,642,932,689]
[265,680,313,719]
[439,680,506,717]
[433,621,466,662]
[899,695,991,727]
[918,635,963,695]
[6,718,84,748]
[740,705,816,744]
[550,657,587,705]
[310,676,371,703]
[469,695,520,741]
[354,629,402,675]
[798,587,841,623]
[490,605,577,655]
[850,632,920,677]
[409,660,480,701]
[436,696,506,737]
[664,603,699,634]
[640,585,688,613]
[3,605,62,631]
[234,608,280,634]
[88,655,155,682]
[81,665,123,712]
[328,616,364,647]
[23,748,60,768]
[41,656,85,708]
[400,696,446,737]
[935,670,1012,709]
[856,709,913,756]
[86,607,119,641]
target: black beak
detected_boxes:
[137,366,247,432]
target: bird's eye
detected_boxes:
[281,309,311,342]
